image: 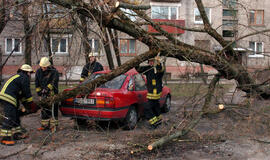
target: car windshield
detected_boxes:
[82,73,127,89]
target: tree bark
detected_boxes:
[79,14,91,64]
[22,4,32,65]
[102,27,115,70]
[109,29,121,67]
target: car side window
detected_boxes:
[134,74,147,91]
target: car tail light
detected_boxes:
[96,97,115,108]
[65,98,74,102]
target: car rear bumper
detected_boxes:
[59,104,129,120]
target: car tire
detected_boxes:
[161,95,171,113]
[123,106,138,130]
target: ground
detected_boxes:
[1,83,270,159]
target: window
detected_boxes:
[89,39,100,52]
[134,74,146,91]
[249,41,264,57]
[249,10,264,25]
[120,39,136,56]
[5,38,22,54]
[223,9,237,17]
[151,6,178,20]
[223,30,236,37]
[194,8,211,24]
[222,20,238,26]
[51,37,68,54]
[223,0,238,8]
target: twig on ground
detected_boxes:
[33,132,53,157]
[250,138,270,144]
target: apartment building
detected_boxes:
[1,0,269,80]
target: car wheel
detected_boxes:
[123,106,138,130]
[162,96,171,113]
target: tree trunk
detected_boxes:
[103,27,115,70]
[79,14,91,64]
[109,29,121,67]
[42,3,53,65]
[22,4,32,65]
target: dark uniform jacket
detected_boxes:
[0,72,33,107]
[35,66,59,96]
[135,64,164,100]
[80,61,103,81]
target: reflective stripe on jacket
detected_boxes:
[0,72,33,107]
[135,64,164,100]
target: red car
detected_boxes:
[59,69,171,129]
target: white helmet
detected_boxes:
[88,52,99,57]
[20,64,33,72]
[39,57,51,67]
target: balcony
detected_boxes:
[148,19,185,34]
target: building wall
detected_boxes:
[1,0,270,80]
[237,0,270,69]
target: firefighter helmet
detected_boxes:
[88,52,99,57]
[39,57,51,67]
[20,64,33,72]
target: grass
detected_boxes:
[166,83,233,99]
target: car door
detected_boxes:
[133,74,148,115]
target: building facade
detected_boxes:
[1,0,270,80]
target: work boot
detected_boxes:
[154,115,162,127]
[50,119,58,133]
[13,132,28,140]
[1,136,15,146]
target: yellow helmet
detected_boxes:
[39,57,51,67]
[88,52,99,57]
[20,64,33,72]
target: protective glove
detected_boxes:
[29,102,40,113]
[79,77,85,83]
[41,87,50,96]
[23,101,40,114]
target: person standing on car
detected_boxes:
[35,57,59,132]
[135,56,165,129]
[0,64,39,146]
[80,51,104,82]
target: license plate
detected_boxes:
[75,98,95,105]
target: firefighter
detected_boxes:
[0,64,39,146]
[135,56,165,129]
[35,57,59,132]
[80,51,103,82]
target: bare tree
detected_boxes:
[22,2,32,65]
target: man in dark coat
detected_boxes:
[0,64,39,146]
[35,57,59,132]
[80,52,103,82]
[135,56,165,129]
